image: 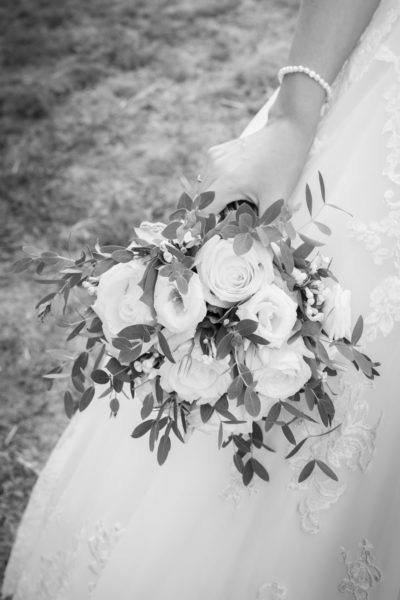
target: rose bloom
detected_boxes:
[196,235,274,308]
[159,339,231,404]
[133,221,167,245]
[245,338,313,399]
[321,282,352,341]
[92,261,154,345]
[154,273,206,335]
[237,284,297,348]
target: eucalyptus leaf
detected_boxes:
[285,437,308,459]
[282,424,296,445]
[251,458,269,482]
[91,369,110,385]
[236,319,258,336]
[198,191,215,210]
[162,221,181,240]
[200,403,214,423]
[157,330,175,363]
[351,315,364,346]
[79,386,95,412]
[141,393,154,420]
[260,199,284,225]
[233,452,244,474]
[305,184,313,216]
[242,459,254,486]
[298,459,316,483]
[131,419,154,438]
[244,388,261,418]
[298,233,325,247]
[264,402,281,431]
[313,221,332,236]
[233,232,253,256]
[318,171,326,202]
[111,249,134,263]
[316,460,338,481]
[178,192,193,210]
[157,433,171,465]
[64,391,75,419]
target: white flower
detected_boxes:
[158,339,231,404]
[133,221,166,245]
[245,338,313,399]
[154,273,206,334]
[196,235,274,308]
[237,284,297,348]
[310,253,330,274]
[321,282,352,340]
[292,267,308,285]
[92,262,154,347]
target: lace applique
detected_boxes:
[288,373,380,534]
[332,1,400,97]
[86,520,125,595]
[2,417,82,599]
[338,539,382,599]
[256,582,288,600]
[346,43,400,342]
[219,464,259,508]
[11,525,86,600]
[8,517,126,600]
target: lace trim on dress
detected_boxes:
[256,582,288,600]
[288,373,381,535]
[332,0,400,97]
[2,418,81,598]
[10,519,126,600]
[347,42,400,342]
[218,464,260,508]
[338,539,382,599]
[87,520,126,596]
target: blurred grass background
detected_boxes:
[0,0,298,582]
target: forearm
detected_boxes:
[269,0,380,135]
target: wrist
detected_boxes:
[268,72,326,139]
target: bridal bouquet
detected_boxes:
[14,175,379,486]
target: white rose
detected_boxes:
[321,282,352,340]
[154,273,206,334]
[237,284,297,348]
[92,261,154,345]
[245,338,313,399]
[133,221,167,245]
[159,340,231,404]
[196,235,274,308]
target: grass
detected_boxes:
[0,0,298,584]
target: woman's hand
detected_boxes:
[198,113,316,216]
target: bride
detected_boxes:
[3,0,400,598]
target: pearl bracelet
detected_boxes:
[277,65,332,103]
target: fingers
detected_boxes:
[196,138,249,214]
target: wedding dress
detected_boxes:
[3,1,400,598]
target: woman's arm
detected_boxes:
[201,0,380,214]
[270,0,381,134]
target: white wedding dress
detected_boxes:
[3,1,400,598]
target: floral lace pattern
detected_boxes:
[288,372,380,535]
[218,464,260,508]
[338,539,382,599]
[256,582,288,600]
[346,64,400,342]
[332,0,400,96]
[87,520,126,596]
[9,519,126,600]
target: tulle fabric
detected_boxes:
[3,1,400,598]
